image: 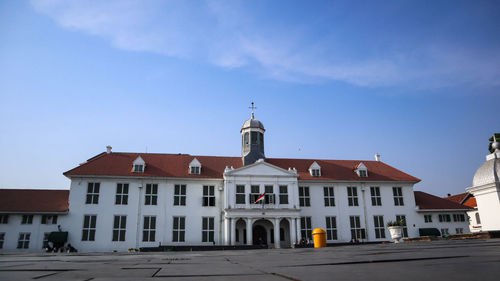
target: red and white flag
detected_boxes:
[254,193,266,203]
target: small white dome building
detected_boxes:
[467,136,500,231]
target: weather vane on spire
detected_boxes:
[249,102,257,119]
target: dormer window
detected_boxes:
[132,156,146,173]
[355,163,368,177]
[190,166,200,174]
[309,161,321,177]
[134,164,144,173]
[189,158,201,175]
[312,169,320,177]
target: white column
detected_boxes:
[274,218,281,249]
[290,218,297,247]
[246,218,253,245]
[296,217,302,242]
[230,218,237,245]
[224,217,230,245]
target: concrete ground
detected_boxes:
[1,239,500,281]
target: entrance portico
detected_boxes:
[224,210,301,248]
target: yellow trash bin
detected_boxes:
[312,228,327,248]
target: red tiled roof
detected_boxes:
[444,192,468,204]
[64,152,420,182]
[415,191,473,210]
[444,192,477,208]
[463,197,477,208]
[0,189,69,213]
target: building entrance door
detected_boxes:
[253,225,267,246]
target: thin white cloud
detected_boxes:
[31,0,500,89]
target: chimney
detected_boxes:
[106,145,112,154]
[374,153,380,162]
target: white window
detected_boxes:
[173,217,185,242]
[438,214,451,222]
[264,185,275,204]
[17,233,30,249]
[347,186,359,206]
[86,182,100,204]
[41,215,58,224]
[301,217,312,241]
[323,186,335,207]
[42,232,50,248]
[202,217,214,242]
[453,214,466,222]
[279,185,288,204]
[115,183,129,205]
[21,215,33,224]
[82,215,97,241]
[299,186,310,207]
[0,215,8,224]
[0,233,5,249]
[355,163,368,177]
[250,185,260,203]
[370,187,382,206]
[309,161,321,177]
[112,216,126,242]
[393,187,404,206]
[203,185,215,206]
[350,216,366,240]
[190,166,200,174]
[174,184,186,206]
[143,216,156,242]
[441,228,449,236]
[236,185,246,204]
[189,158,202,174]
[132,156,146,173]
[145,184,158,205]
[325,216,337,240]
[374,216,386,239]
[134,164,144,173]
[396,215,408,237]
[424,215,432,223]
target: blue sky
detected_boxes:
[0,0,498,196]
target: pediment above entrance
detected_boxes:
[224,161,298,177]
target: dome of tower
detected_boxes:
[472,157,500,187]
[241,118,265,132]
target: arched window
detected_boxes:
[244,132,249,145]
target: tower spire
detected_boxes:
[249,102,257,119]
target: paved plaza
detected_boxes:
[1,239,500,281]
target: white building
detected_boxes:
[0,112,473,252]
[444,192,481,232]
[466,137,500,231]
[414,191,472,236]
[0,189,68,252]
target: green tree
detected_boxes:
[488,133,500,153]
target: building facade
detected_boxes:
[415,191,472,236]
[0,113,476,253]
[58,113,425,252]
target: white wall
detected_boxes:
[63,177,223,252]
[0,214,61,253]
[416,211,471,235]
[298,182,419,243]
[474,189,500,231]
